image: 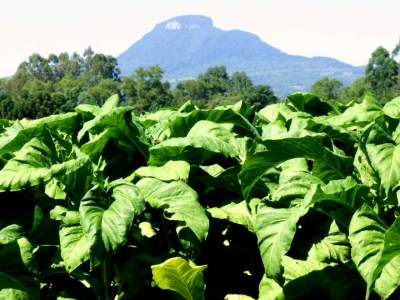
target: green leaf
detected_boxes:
[383,96,400,119]
[137,178,209,242]
[45,178,67,200]
[255,204,309,278]
[79,106,149,160]
[281,257,360,300]
[0,234,39,299]
[0,224,23,244]
[281,255,327,283]
[258,275,284,300]
[366,143,400,193]
[272,159,323,203]
[0,112,78,156]
[322,95,383,128]
[354,147,379,188]
[207,199,258,232]
[349,205,400,299]
[144,102,256,142]
[77,95,122,140]
[80,179,145,265]
[151,257,206,300]
[148,120,243,165]
[130,160,190,181]
[59,211,90,272]
[286,92,334,116]
[0,136,89,191]
[239,131,351,199]
[307,220,350,264]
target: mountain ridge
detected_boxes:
[118,15,364,96]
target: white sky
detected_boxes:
[1,0,399,77]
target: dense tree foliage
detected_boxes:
[3,39,400,119]
[310,41,400,104]
[122,65,173,113]
[0,56,278,119]
[175,66,277,109]
[365,46,399,101]
[0,48,121,119]
[310,76,343,101]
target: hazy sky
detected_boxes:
[1,0,399,77]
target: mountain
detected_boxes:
[118,15,364,96]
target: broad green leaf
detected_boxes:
[49,206,69,221]
[349,205,400,299]
[354,147,379,188]
[255,204,309,278]
[45,178,67,200]
[256,102,302,123]
[261,120,287,140]
[75,103,102,118]
[0,224,23,244]
[130,160,190,181]
[58,211,90,272]
[286,92,333,116]
[144,102,256,142]
[0,136,89,191]
[199,164,225,177]
[207,199,259,232]
[373,217,400,299]
[307,220,350,264]
[151,257,206,300]
[272,159,323,203]
[148,120,242,165]
[321,95,383,128]
[281,255,326,283]
[239,131,351,199]
[258,275,284,300]
[80,127,133,158]
[77,95,122,140]
[366,143,400,193]
[80,179,145,264]
[0,112,78,156]
[383,96,400,119]
[0,235,39,299]
[282,258,360,300]
[137,178,208,242]
[79,106,149,160]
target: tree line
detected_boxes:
[310,41,400,103]
[0,47,277,119]
[1,41,399,120]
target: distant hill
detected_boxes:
[118,15,364,96]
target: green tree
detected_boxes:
[366,46,399,102]
[339,77,371,103]
[310,76,343,101]
[14,79,60,119]
[245,85,278,110]
[229,71,253,95]
[175,80,208,101]
[198,65,230,97]
[123,65,173,113]
[82,51,120,84]
[0,79,14,118]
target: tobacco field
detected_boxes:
[1,93,400,299]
